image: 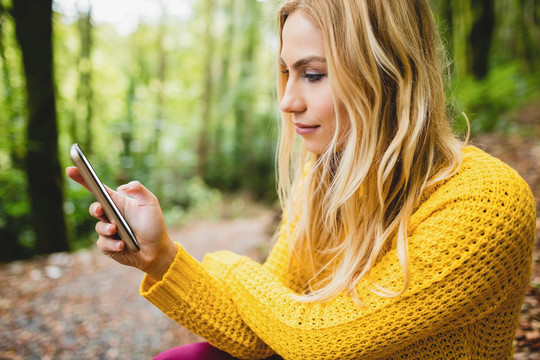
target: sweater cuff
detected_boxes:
[140,243,205,308]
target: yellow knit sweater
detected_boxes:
[141,146,536,360]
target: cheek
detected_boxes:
[316,95,337,132]
[311,82,335,117]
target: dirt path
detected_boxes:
[0,212,276,360]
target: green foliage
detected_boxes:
[0,165,33,261]
[453,63,540,133]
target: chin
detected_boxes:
[303,142,327,155]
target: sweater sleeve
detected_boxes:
[140,243,276,360]
[141,148,536,360]
[139,220,293,359]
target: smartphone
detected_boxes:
[70,143,140,252]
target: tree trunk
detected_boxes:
[77,6,94,154]
[211,0,235,187]
[12,0,70,254]
[149,19,167,157]
[520,0,540,71]
[232,0,259,189]
[117,78,136,185]
[467,0,495,79]
[196,0,215,179]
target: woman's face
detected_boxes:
[280,10,347,154]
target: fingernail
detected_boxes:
[116,242,123,251]
[108,224,115,233]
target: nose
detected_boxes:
[280,79,305,113]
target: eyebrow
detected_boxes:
[280,55,326,70]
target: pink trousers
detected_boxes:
[153,342,283,360]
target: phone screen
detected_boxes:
[70,143,140,252]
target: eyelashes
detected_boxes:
[302,73,325,83]
[281,69,326,83]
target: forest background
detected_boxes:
[0,0,539,262]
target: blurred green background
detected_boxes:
[0,0,538,262]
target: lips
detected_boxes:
[294,123,320,135]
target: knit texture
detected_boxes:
[141,146,536,360]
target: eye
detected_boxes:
[302,73,326,83]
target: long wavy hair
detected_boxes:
[276,0,466,303]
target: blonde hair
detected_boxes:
[276,0,466,303]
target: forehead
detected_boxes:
[281,10,325,62]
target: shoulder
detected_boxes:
[431,145,533,206]
[460,145,525,182]
[411,146,536,244]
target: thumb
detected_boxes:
[117,181,157,206]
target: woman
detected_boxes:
[67,0,536,359]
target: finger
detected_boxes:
[89,202,110,222]
[67,166,119,203]
[117,181,157,206]
[95,220,116,237]
[90,202,102,217]
[96,236,125,253]
[65,166,91,192]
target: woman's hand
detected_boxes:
[66,166,177,281]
